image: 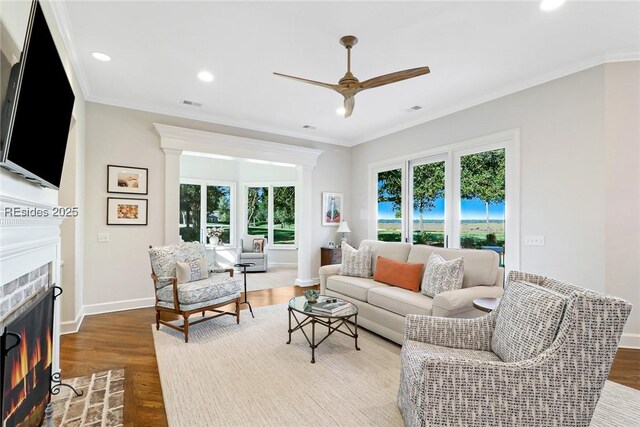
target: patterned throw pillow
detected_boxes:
[491,280,567,362]
[421,253,464,298]
[176,257,209,284]
[340,243,372,278]
[252,238,265,253]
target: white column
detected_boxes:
[163,148,182,244]
[296,165,314,285]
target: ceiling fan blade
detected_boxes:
[344,96,355,118]
[273,72,338,91]
[358,66,430,91]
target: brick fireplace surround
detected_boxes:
[1,193,64,426]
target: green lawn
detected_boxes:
[248,224,295,245]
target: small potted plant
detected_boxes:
[207,227,224,246]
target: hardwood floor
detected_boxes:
[60,285,640,426]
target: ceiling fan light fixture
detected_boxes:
[540,0,566,11]
[336,107,346,115]
[197,70,214,82]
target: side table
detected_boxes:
[234,263,255,318]
[473,297,501,313]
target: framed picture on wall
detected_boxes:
[322,192,343,226]
[107,197,148,225]
[107,165,148,195]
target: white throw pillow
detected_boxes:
[340,243,372,278]
[421,253,464,297]
[176,257,209,284]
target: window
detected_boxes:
[370,131,518,270]
[273,186,295,244]
[458,148,505,265]
[410,158,446,247]
[179,180,235,245]
[377,168,403,242]
[246,183,296,246]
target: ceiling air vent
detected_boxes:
[182,100,202,107]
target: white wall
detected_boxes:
[604,61,640,345]
[350,62,639,346]
[83,103,350,311]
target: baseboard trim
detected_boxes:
[60,297,155,334]
[619,333,640,349]
[83,297,156,316]
[60,308,85,335]
[295,277,320,287]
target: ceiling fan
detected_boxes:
[274,35,430,118]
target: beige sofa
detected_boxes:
[318,240,504,344]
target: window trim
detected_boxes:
[180,178,237,248]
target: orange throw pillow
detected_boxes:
[373,256,424,292]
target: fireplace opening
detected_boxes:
[1,287,54,427]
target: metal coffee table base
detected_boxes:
[286,308,360,363]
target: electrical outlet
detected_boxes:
[524,235,544,246]
[98,232,110,243]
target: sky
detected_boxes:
[378,197,505,221]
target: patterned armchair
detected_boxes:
[149,242,242,342]
[398,271,632,427]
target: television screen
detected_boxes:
[0,1,75,189]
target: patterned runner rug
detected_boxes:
[51,369,125,427]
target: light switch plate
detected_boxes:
[524,235,544,246]
[98,232,110,243]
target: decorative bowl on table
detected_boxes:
[303,290,320,303]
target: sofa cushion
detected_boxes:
[373,256,424,292]
[403,340,502,363]
[491,280,567,362]
[408,245,498,288]
[156,275,242,305]
[368,286,433,316]
[176,257,209,284]
[340,243,372,278]
[240,252,265,260]
[360,240,412,275]
[326,275,387,302]
[242,235,264,252]
[421,253,464,297]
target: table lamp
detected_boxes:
[337,221,351,245]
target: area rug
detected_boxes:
[244,266,297,292]
[51,369,124,427]
[152,305,640,427]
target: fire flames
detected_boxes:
[4,325,53,421]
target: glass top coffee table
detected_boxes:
[287,295,360,364]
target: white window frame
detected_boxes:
[368,129,520,272]
[370,164,406,243]
[180,178,237,248]
[243,181,298,248]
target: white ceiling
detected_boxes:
[53,1,640,146]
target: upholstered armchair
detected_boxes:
[149,242,242,342]
[239,235,268,272]
[398,271,632,427]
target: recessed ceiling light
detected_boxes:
[336,107,346,115]
[302,125,316,129]
[92,52,111,62]
[198,71,214,82]
[540,0,566,11]
[410,105,422,111]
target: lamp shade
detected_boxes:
[337,221,351,233]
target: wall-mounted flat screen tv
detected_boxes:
[0,0,75,190]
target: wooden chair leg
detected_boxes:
[236,299,240,324]
[183,314,190,343]
[156,310,160,330]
